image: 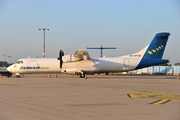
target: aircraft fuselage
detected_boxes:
[7,57,141,75]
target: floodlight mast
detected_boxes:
[3,54,6,62]
[87,45,116,57]
[7,56,12,63]
[39,28,49,58]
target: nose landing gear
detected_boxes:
[15,73,24,78]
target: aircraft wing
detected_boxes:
[74,50,90,60]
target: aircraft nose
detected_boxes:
[7,66,12,72]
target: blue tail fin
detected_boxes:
[143,32,170,59]
[135,32,170,70]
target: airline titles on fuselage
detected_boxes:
[20,66,49,70]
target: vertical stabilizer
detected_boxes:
[142,32,170,59]
[135,32,170,69]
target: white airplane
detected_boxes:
[7,32,170,78]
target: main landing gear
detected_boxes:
[76,72,87,79]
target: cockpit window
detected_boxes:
[17,61,23,64]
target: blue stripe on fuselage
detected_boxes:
[135,58,169,70]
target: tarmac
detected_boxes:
[0,74,180,120]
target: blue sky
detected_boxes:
[0,0,179,64]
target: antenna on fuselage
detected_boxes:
[87,45,116,57]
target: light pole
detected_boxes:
[7,56,12,63]
[39,28,49,58]
[3,54,6,62]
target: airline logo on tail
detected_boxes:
[135,32,170,70]
[142,32,170,59]
[147,45,164,55]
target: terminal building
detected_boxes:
[129,65,180,76]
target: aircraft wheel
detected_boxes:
[16,74,24,78]
[79,73,85,78]
[16,75,20,78]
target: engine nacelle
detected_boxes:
[62,55,82,63]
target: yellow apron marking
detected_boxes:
[65,103,127,107]
[127,93,180,99]
[149,99,171,105]
[0,83,20,86]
